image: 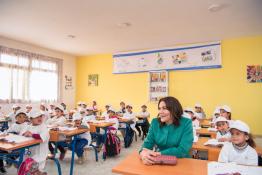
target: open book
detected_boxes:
[204,139,225,146]
[0,133,34,143]
[208,161,262,175]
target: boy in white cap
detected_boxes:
[46,105,67,160]
[120,104,136,138]
[194,103,206,119]
[82,107,96,123]
[25,104,32,116]
[70,113,91,164]
[106,107,119,130]
[39,103,50,121]
[7,109,28,134]
[184,107,200,128]
[20,110,50,173]
[101,104,111,120]
[7,104,21,126]
[215,117,231,142]
[135,105,150,139]
[218,120,258,166]
[211,107,221,127]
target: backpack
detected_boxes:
[103,128,121,158]
[18,157,40,175]
[124,125,134,148]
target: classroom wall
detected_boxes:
[0,36,76,110]
[76,35,262,135]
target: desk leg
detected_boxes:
[70,136,77,175]
[18,148,26,167]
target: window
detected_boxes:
[0,46,62,102]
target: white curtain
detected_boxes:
[0,45,62,103]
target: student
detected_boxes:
[82,107,96,123]
[25,104,32,116]
[20,110,50,173]
[184,107,199,128]
[211,107,221,127]
[45,105,66,127]
[218,120,258,166]
[118,101,126,116]
[71,113,91,164]
[220,105,232,120]
[48,103,56,117]
[215,117,231,142]
[106,107,119,130]
[135,105,150,138]
[0,105,3,118]
[7,104,21,126]
[92,100,99,115]
[46,105,67,160]
[7,110,28,134]
[77,101,83,111]
[101,104,111,120]
[40,103,50,121]
[60,102,69,119]
[194,103,206,119]
[120,104,136,138]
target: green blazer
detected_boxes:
[140,117,193,158]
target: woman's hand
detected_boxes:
[140,148,161,165]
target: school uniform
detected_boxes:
[135,111,150,137]
[82,114,96,123]
[192,119,200,128]
[121,111,136,129]
[195,112,206,119]
[8,122,28,134]
[106,116,119,130]
[218,142,258,166]
[71,122,92,158]
[20,123,50,171]
[45,115,66,126]
[101,111,109,120]
[40,110,50,122]
[216,130,231,140]
[7,112,16,126]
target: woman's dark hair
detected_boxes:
[246,133,256,148]
[157,96,183,126]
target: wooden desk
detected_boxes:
[0,139,42,151]
[192,137,262,161]
[196,128,216,138]
[200,119,212,128]
[118,118,133,123]
[112,151,208,175]
[0,138,42,168]
[192,137,221,161]
[49,128,89,142]
[49,128,89,175]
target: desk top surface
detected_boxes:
[0,139,42,151]
[112,151,208,175]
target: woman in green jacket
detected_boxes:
[140,96,193,165]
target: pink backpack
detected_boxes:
[18,157,39,175]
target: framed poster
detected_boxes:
[149,71,168,102]
[247,65,262,83]
[88,74,98,86]
[113,41,221,74]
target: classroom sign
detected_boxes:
[113,42,221,74]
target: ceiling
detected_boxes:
[0,0,261,56]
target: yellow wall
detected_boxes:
[76,36,262,135]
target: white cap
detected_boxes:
[184,107,194,113]
[108,107,116,113]
[15,109,26,116]
[26,104,32,108]
[183,112,191,119]
[230,120,250,133]
[221,105,231,113]
[77,101,82,105]
[55,104,64,112]
[213,108,220,115]
[12,104,19,109]
[195,103,202,108]
[73,113,82,121]
[29,110,43,118]
[215,117,228,124]
[40,102,46,107]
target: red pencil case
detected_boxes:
[153,155,178,165]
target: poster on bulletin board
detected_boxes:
[113,41,221,74]
[149,71,168,102]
